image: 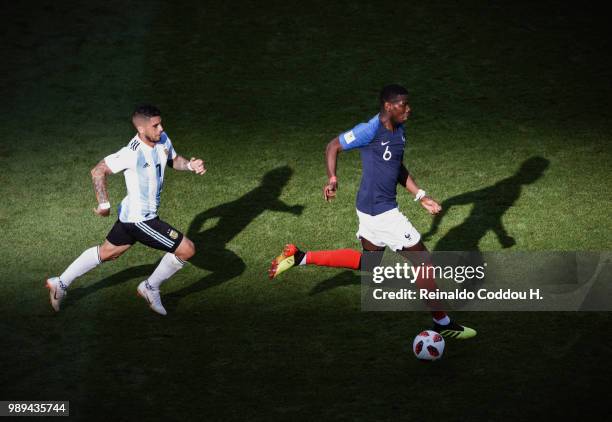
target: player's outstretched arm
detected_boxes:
[91,159,114,217]
[172,155,206,175]
[323,137,341,202]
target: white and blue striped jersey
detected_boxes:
[104,132,177,223]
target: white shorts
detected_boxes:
[356,207,421,251]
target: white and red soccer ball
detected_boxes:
[413,330,445,361]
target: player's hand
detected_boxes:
[190,157,206,175]
[93,205,110,217]
[323,177,338,202]
[420,196,442,215]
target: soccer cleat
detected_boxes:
[46,277,66,312]
[433,321,477,340]
[268,244,301,279]
[137,281,167,316]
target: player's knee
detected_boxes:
[101,252,120,262]
[99,246,111,262]
[186,239,196,258]
[176,237,195,261]
[99,245,124,262]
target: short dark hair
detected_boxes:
[379,84,409,106]
[132,104,161,119]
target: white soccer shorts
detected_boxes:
[356,207,421,251]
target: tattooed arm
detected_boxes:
[171,155,206,175]
[90,159,114,217]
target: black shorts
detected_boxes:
[106,218,184,253]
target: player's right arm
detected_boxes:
[91,146,135,217]
[324,115,379,202]
[90,160,114,217]
[323,137,341,201]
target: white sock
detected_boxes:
[433,315,451,326]
[147,253,186,289]
[59,246,102,288]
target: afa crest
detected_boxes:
[168,229,178,240]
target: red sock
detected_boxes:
[432,311,448,321]
[305,249,361,270]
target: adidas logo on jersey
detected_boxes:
[129,139,141,151]
[143,163,150,168]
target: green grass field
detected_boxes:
[2,1,611,420]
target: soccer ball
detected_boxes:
[413,330,445,361]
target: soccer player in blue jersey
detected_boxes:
[268,85,476,339]
[46,105,206,315]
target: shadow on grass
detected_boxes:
[422,156,550,251]
[69,264,157,304]
[165,166,303,308]
[309,270,360,296]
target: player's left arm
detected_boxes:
[398,164,442,215]
[163,134,206,175]
[171,155,206,175]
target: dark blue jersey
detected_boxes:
[338,114,406,216]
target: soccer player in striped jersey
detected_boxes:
[268,85,476,339]
[46,105,206,315]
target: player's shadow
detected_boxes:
[422,156,550,251]
[165,166,303,307]
[309,270,359,296]
[69,264,157,303]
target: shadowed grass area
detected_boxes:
[1,0,611,420]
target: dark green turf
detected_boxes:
[1,1,611,420]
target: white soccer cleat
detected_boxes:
[46,277,66,312]
[137,281,167,316]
